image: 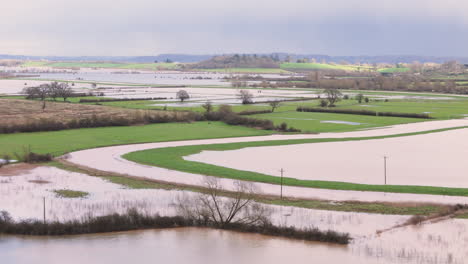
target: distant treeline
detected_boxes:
[1,105,299,134]
[189,54,280,69]
[296,106,433,119]
[251,74,468,95]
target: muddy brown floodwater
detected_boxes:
[0,228,409,264]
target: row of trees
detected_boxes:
[22,82,73,110]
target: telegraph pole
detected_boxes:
[384,156,388,185]
[280,168,284,199]
[43,197,46,224]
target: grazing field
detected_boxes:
[378,67,410,73]
[0,122,272,158]
[0,98,162,126]
[250,111,426,133]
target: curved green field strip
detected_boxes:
[124,126,468,197]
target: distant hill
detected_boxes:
[1,53,468,64]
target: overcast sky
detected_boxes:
[2,0,468,56]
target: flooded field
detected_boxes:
[65,119,468,203]
[0,228,419,264]
[1,165,467,264]
[186,128,468,188]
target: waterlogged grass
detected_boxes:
[124,126,468,197]
[266,199,443,216]
[0,122,273,157]
[49,161,451,216]
[54,189,89,198]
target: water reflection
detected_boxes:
[0,228,376,264]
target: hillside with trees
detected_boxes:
[188,54,280,69]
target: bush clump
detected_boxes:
[0,210,350,244]
[297,106,433,119]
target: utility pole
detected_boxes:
[384,156,388,185]
[43,197,46,224]
[280,168,284,199]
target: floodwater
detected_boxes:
[21,72,291,86]
[0,228,392,264]
[1,167,468,264]
[0,166,405,236]
[2,222,467,264]
[66,119,468,204]
[188,127,468,188]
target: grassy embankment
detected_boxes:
[124,126,468,197]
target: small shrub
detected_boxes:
[319,99,328,107]
[238,109,272,115]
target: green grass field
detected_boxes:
[0,122,272,158]
[251,111,426,133]
[124,126,468,197]
[378,67,410,73]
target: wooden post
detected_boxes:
[384,156,388,185]
[280,168,284,199]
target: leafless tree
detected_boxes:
[176,90,190,102]
[323,88,342,107]
[269,100,281,112]
[177,177,270,228]
[23,84,50,111]
[56,83,73,101]
[238,89,253,104]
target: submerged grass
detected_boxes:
[49,161,452,216]
[124,126,468,197]
[54,189,89,198]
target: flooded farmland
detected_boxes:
[1,165,467,264]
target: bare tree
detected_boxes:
[238,89,253,104]
[57,83,73,101]
[23,84,50,110]
[177,177,270,228]
[323,88,342,107]
[269,100,281,112]
[48,82,61,101]
[176,90,190,102]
